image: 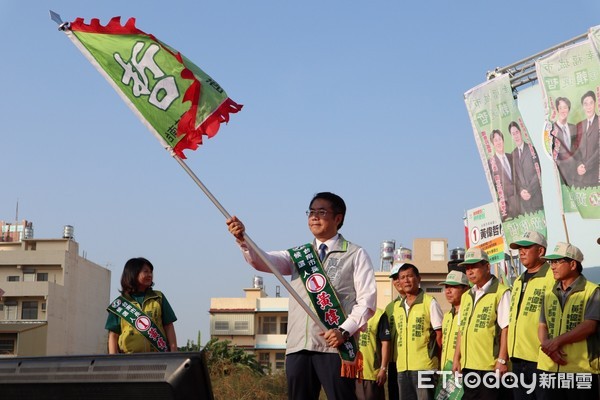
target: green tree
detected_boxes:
[178,337,288,399]
[202,338,264,375]
[203,338,288,400]
[177,330,202,352]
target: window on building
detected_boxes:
[275,352,285,370]
[279,316,288,334]
[259,316,277,334]
[37,273,48,282]
[0,334,16,355]
[258,352,270,369]
[7,276,20,282]
[214,321,229,331]
[234,321,248,331]
[21,301,38,319]
[426,287,443,293]
[4,303,17,320]
[430,241,446,261]
[23,272,35,282]
[41,302,47,311]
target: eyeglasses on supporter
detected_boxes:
[306,209,331,218]
[549,258,569,265]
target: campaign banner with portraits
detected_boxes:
[535,38,600,219]
[591,25,600,53]
[465,74,547,246]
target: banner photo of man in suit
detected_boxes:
[465,74,547,247]
[536,37,600,219]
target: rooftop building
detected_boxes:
[0,220,111,356]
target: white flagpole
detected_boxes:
[172,156,327,331]
[51,11,326,332]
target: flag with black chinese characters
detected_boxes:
[67,17,242,158]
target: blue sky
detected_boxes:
[1,1,599,345]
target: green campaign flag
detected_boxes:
[434,361,463,400]
[535,38,600,219]
[465,74,547,247]
[66,16,242,158]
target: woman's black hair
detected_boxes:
[120,257,154,295]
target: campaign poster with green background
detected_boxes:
[465,74,547,247]
[536,38,600,219]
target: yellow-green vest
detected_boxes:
[359,308,385,381]
[118,290,166,353]
[393,290,438,371]
[594,283,600,373]
[459,277,509,371]
[385,296,402,364]
[538,278,600,373]
[508,263,554,361]
[441,308,459,370]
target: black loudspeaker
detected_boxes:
[0,351,213,400]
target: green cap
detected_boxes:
[542,242,584,263]
[459,247,489,266]
[509,231,547,249]
[438,270,469,286]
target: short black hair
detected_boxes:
[559,258,582,274]
[555,96,571,110]
[398,263,420,277]
[310,192,346,229]
[120,257,154,295]
[491,129,504,142]
[507,121,521,134]
[581,90,596,104]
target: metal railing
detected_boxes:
[486,32,588,92]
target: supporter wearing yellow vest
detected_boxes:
[393,263,443,400]
[537,242,600,400]
[105,257,178,354]
[452,247,510,400]
[356,308,391,400]
[439,270,470,371]
[508,231,554,400]
[385,262,405,400]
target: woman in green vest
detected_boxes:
[105,257,178,353]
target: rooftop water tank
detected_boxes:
[63,225,74,239]
[23,225,34,239]
[253,275,264,289]
[450,247,465,261]
[380,240,395,260]
[394,247,412,262]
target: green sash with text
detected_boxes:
[287,243,360,376]
[107,295,169,352]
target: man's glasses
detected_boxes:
[549,258,569,265]
[306,209,331,218]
